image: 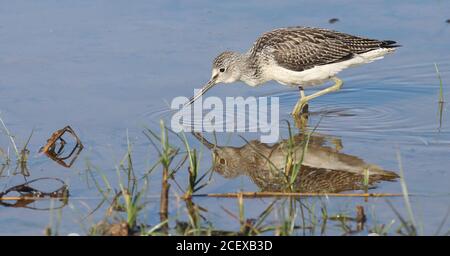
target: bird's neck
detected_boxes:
[235,52,265,86]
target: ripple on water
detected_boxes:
[144,103,263,132]
[144,105,174,120]
[272,83,445,141]
[145,88,445,143]
[145,59,449,140]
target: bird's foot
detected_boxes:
[293,112,309,130]
[291,99,309,116]
[292,99,310,129]
[300,102,309,114]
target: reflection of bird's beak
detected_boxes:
[185,76,217,106]
[191,132,215,149]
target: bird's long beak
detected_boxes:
[185,76,218,106]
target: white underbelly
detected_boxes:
[265,48,395,87]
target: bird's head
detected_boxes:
[186,51,242,105]
[211,51,242,84]
[212,147,243,178]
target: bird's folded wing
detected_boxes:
[272,39,354,72]
[250,27,389,72]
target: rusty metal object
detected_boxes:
[40,126,83,168]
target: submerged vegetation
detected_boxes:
[0,0,450,238]
[435,63,445,130]
[0,65,448,235]
[1,111,449,236]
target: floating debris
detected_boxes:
[40,125,83,168]
[328,18,339,24]
[196,191,402,198]
[0,177,69,209]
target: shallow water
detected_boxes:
[0,0,450,235]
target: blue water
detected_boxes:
[0,0,449,235]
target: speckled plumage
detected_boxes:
[209,26,398,87]
[188,26,399,113]
[249,26,398,72]
[193,132,398,193]
[212,51,238,68]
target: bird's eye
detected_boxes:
[219,158,226,164]
[219,68,225,72]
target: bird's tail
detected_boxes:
[381,40,401,48]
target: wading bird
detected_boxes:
[187,26,399,115]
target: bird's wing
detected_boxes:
[250,27,395,72]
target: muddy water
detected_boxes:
[0,0,449,235]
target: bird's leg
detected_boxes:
[293,112,309,130]
[299,86,306,99]
[291,86,309,129]
[291,77,344,116]
[299,86,307,113]
[293,86,308,115]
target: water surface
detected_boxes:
[0,0,449,235]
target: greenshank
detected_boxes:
[188,26,399,115]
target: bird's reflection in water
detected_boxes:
[193,132,398,193]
